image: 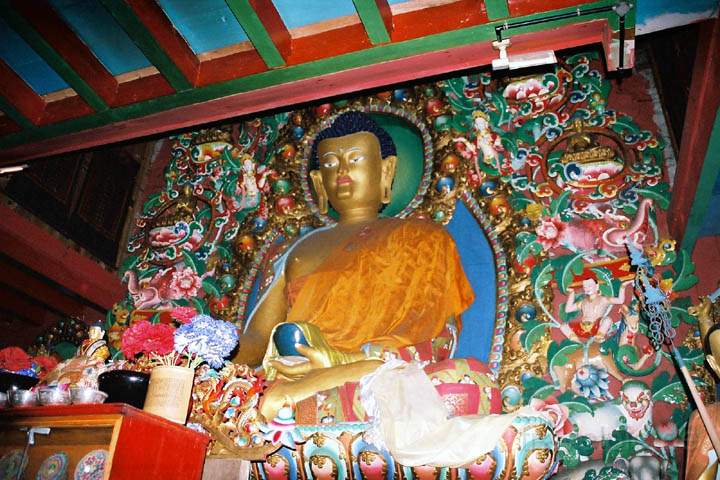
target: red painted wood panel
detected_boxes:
[0,258,102,318]
[0,204,125,309]
[250,0,291,59]
[392,0,486,42]
[0,60,45,124]
[11,0,119,104]
[196,48,267,86]
[40,95,94,125]
[288,23,372,65]
[667,18,720,242]
[0,20,610,163]
[125,0,200,85]
[115,73,175,106]
[0,288,59,326]
[508,0,597,16]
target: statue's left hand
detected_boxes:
[269,344,333,380]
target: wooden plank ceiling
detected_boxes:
[0,0,636,165]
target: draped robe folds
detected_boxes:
[285,218,475,352]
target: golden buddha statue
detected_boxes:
[233,112,476,420]
[686,293,720,480]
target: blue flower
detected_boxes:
[571,363,610,401]
[174,314,239,368]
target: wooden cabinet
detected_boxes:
[0,404,209,479]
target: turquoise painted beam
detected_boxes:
[681,107,720,253]
[353,0,392,44]
[99,0,193,91]
[0,3,108,112]
[225,0,288,68]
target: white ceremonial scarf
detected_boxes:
[360,360,536,467]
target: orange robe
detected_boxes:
[286,218,475,352]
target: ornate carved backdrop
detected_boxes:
[109,50,707,477]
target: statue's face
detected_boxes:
[316,131,384,213]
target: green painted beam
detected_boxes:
[681,107,720,253]
[0,95,33,129]
[0,4,108,112]
[485,0,510,20]
[353,0,392,44]
[225,0,286,68]
[0,0,619,150]
[99,0,193,91]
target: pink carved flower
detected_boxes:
[535,216,565,250]
[169,267,202,299]
[171,306,198,324]
[530,397,573,437]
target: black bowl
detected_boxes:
[0,371,39,392]
[98,370,150,409]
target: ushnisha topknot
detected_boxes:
[310,111,396,170]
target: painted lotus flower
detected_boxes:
[169,266,202,299]
[571,363,610,401]
[535,216,565,249]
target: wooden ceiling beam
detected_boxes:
[0,60,45,125]
[225,0,290,68]
[99,0,193,91]
[0,18,613,164]
[0,2,107,112]
[353,0,393,44]
[9,0,118,106]
[0,257,103,318]
[123,0,200,85]
[0,204,125,309]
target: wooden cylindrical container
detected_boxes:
[143,365,194,424]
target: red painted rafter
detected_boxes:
[250,0,291,60]
[11,0,117,104]
[10,0,174,108]
[0,59,94,126]
[124,0,200,85]
[0,257,102,318]
[508,0,597,16]
[0,20,612,163]
[391,0,487,42]
[0,60,45,124]
[0,204,125,309]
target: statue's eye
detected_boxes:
[348,155,364,164]
[322,157,339,168]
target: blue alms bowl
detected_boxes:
[273,323,310,357]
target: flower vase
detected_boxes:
[143,365,194,424]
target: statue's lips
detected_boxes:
[336,175,352,186]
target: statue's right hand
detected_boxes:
[269,344,333,380]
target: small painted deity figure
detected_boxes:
[560,278,631,342]
[43,324,109,389]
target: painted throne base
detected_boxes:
[251,414,557,480]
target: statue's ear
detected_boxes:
[381,155,397,204]
[310,170,328,214]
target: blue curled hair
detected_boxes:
[309,111,396,170]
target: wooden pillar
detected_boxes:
[667,17,720,253]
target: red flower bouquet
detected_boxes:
[0,347,32,372]
[121,321,176,360]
